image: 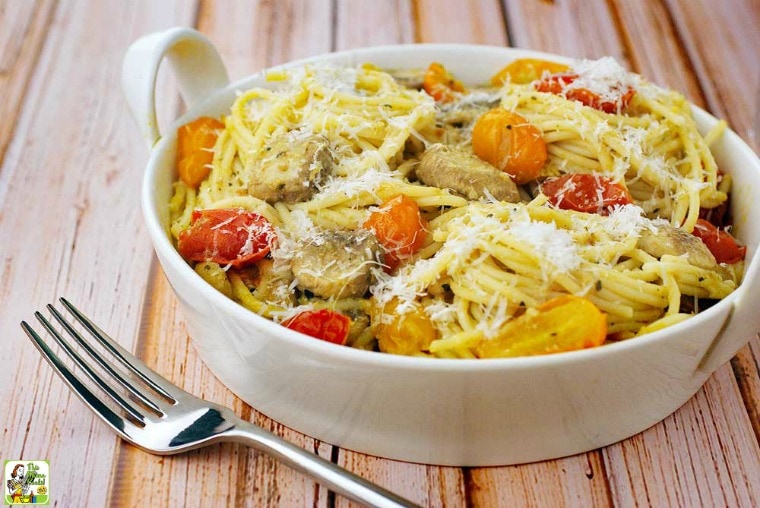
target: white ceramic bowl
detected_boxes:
[122,28,760,466]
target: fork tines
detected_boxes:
[20,297,175,429]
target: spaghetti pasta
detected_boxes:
[169,57,745,358]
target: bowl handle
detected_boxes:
[696,258,760,374]
[121,27,229,147]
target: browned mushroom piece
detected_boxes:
[248,133,332,204]
[434,93,500,146]
[416,144,521,202]
[291,230,383,299]
[387,68,426,90]
[637,222,727,275]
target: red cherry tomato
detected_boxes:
[283,309,351,345]
[535,73,635,113]
[541,174,633,214]
[178,209,276,268]
[692,219,746,264]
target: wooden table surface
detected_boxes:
[2,1,759,506]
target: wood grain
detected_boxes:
[0,0,56,166]
[665,0,760,151]
[415,0,507,45]
[504,0,625,61]
[1,0,758,506]
[335,0,415,48]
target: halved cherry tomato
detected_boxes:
[472,108,547,184]
[490,58,570,86]
[475,295,607,358]
[177,116,224,187]
[534,74,635,114]
[283,309,351,345]
[692,219,746,264]
[178,209,276,268]
[423,62,465,103]
[541,173,633,214]
[363,194,428,272]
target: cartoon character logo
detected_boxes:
[6,464,30,504]
[4,460,49,505]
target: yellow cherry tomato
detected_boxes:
[423,62,465,103]
[177,116,224,187]
[490,58,569,86]
[373,298,437,355]
[475,295,607,358]
[472,108,547,184]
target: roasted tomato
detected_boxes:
[490,58,569,86]
[541,173,633,214]
[178,209,276,268]
[283,309,351,345]
[535,73,635,113]
[177,116,224,187]
[692,219,746,264]
[475,295,607,358]
[472,108,547,185]
[363,194,428,271]
[423,62,465,103]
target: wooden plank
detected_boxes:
[335,0,415,48]
[665,0,760,152]
[603,366,760,506]
[416,0,508,45]
[0,1,197,507]
[199,0,333,81]
[0,0,56,166]
[732,336,760,442]
[610,0,704,103]
[504,0,626,61]
[467,456,611,506]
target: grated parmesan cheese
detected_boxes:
[567,56,638,104]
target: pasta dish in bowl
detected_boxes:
[168,54,743,358]
[124,28,760,465]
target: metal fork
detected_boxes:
[21,298,417,508]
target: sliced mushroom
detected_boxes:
[637,222,722,272]
[433,93,500,147]
[387,68,426,90]
[248,133,332,204]
[291,230,382,299]
[416,144,520,202]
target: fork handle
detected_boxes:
[222,421,419,508]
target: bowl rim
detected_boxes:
[142,42,757,372]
